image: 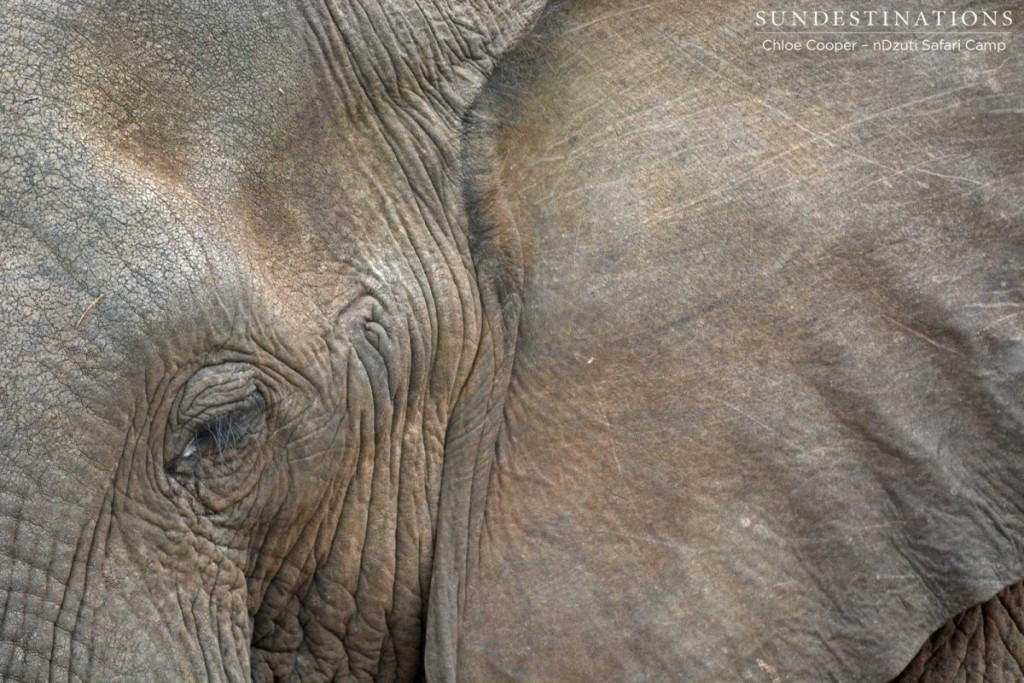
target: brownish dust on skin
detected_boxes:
[437,0,1024,680]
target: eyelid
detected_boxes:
[175,396,265,465]
[178,363,264,425]
[197,390,265,422]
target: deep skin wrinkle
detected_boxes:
[0,0,545,679]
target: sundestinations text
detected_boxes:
[755,10,1013,28]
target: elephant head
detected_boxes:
[0,0,543,679]
[7,0,1024,680]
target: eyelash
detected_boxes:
[181,415,252,463]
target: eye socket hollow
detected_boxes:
[170,381,267,483]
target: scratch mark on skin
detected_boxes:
[593,396,624,476]
[881,315,963,356]
[980,310,1024,332]
[544,522,689,551]
[573,350,627,479]
[964,302,1023,309]
[75,294,105,327]
[560,2,663,35]
[611,491,633,505]
[874,574,917,581]
[912,168,983,186]
[708,397,807,454]
[756,658,783,683]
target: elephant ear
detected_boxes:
[429,1,1024,681]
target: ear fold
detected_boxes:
[422,32,533,679]
[318,0,549,113]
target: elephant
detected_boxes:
[2,0,1024,681]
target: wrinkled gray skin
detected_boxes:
[437,0,1024,681]
[0,0,544,679]
[3,0,1024,681]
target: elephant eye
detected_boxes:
[168,364,268,485]
[168,401,265,486]
[180,412,255,462]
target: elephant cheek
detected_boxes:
[38,514,254,680]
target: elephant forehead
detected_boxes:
[4,0,303,175]
[0,0,461,364]
[2,3,266,332]
[2,128,246,336]
[4,0,474,326]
